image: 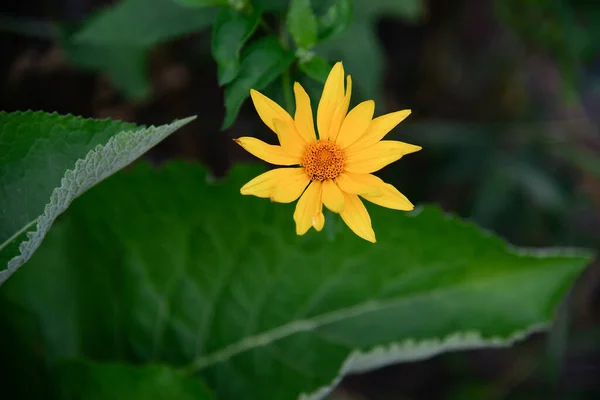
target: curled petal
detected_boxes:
[322,179,345,213]
[361,183,414,211]
[336,100,374,148]
[240,168,304,198]
[293,181,323,235]
[312,209,325,231]
[348,110,411,151]
[340,193,376,243]
[336,173,383,196]
[345,140,422,174]
[270,170,310,203]
[293,82,317,143]
[234,137,301,165]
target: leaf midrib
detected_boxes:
[182,262,574,374]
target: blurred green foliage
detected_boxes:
[495,0,600,100]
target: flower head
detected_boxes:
[234,62,421,242]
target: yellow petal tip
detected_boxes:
[360,233,376,243]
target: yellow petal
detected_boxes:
[340,193,376,243]
[345,140,422,174]
[312,209,325,231]
[335,100,374,148]
[273,119,307,158]
[317,62,345,141]
[240,168,303,198]
[250,89,294,133]
[362,183,414,211]
[293,82,317,143]
[335,173,383,196]
[234,137,301,165]
[348,110,411,151]
[270,169,310,203]
[322,179,345,212]
[327,75,352,142]
[293,181,322,235]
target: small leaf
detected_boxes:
[299,55,331,83]
[286,0,318,49]
[2,162,592,400]
[55,361,213,400]
[0,112,196,285]
[74,0,218,47]
[317,0,353,42]
[212,7,261,86]
[222,36,294,129]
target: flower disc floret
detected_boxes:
[302,140,345,182]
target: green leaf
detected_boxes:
[54,361,213,400]
[212,7,261,86]
[73,0,218,47]
[317,0,353,42]
[2,162,592,400]
[222,36,294,129]
[286,0,318,49]
[0,112,196,285]
[299,55,331,83]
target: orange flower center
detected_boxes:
[302,140,345,181]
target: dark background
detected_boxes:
[1,0,600,398]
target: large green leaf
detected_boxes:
[1,162,591,399]
[0,112,195,285]
[73,0,218,47]
[54,361,213,399]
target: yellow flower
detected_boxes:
[234,61,421,242]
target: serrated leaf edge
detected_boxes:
[0,116,197,286]
[299,323,547,400]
